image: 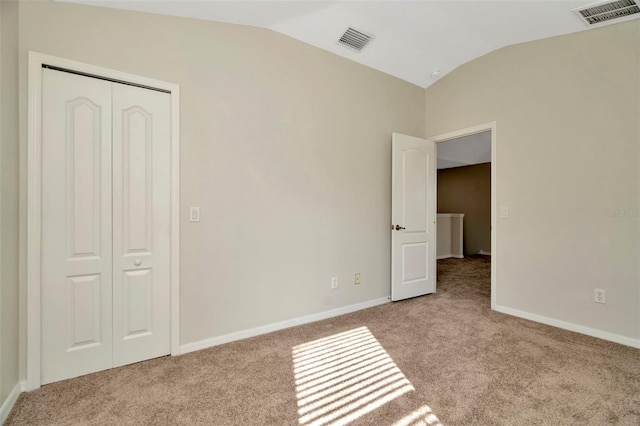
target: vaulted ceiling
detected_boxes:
[60,0,610,87]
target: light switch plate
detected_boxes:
[190,207,200,222]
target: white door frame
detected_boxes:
[430,122,497,309]
[27,52,181,390]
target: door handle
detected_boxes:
[134,259,142,266]
[394,225,406,231]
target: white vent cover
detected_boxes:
[338,27,374,52]
[574,0,640,27]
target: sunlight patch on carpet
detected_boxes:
[392,404,443,426]
[292,326,415,426]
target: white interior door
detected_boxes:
[391,133,436,301]
[112,83,171,367]
[41,68,171,384]
[41,69,114,384]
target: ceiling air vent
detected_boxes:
[338,27,374,52]
[574,0,640,27]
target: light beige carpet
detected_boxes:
[7,257,640,425]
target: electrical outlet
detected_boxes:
[500,206,509,218]
[331,277,338,289]
[594,288,606,304]
[355,273,361,285]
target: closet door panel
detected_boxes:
[112,83,171,367]
[41,68,114,384]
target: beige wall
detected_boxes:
[437,163,491,255]
[17,0,425,359]
[1,0,20,404]
[10,2,638,397]
[425,21,640,341]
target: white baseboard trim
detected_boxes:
[0,381,25,425]
[180,297,391,355]
[478,250,491,256]
[493,304,640,349]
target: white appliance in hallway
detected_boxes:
[436,213,464,259]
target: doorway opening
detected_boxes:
[431,123,496,308]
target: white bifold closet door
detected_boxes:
[41,68,171,385]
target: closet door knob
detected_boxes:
[134,259,142,266]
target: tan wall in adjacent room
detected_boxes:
[437,163,491,256]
